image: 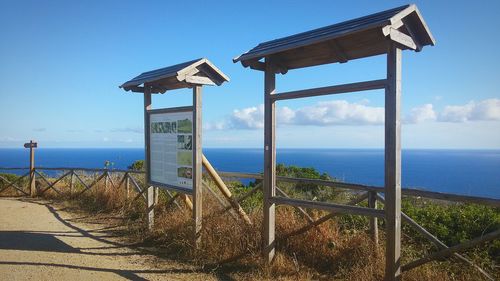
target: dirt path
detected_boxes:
[0,197,222,281]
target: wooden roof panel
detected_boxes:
[120,58,229,93]
[234,4,435,70]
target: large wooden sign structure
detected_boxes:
[234,5,435,280]
[120,58,229,245]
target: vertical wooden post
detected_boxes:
[144,86,154,230]
[385,42,402,281]
[69,170,74,194]
[125,173,130,199]
[368,191,379,245]
[263,60,276,263]
[29,141,36,197]
[154,186,159,204]
[192,85,203,248]
[105,171,109,190]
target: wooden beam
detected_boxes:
[216,171,500,207]
[202,154,252,225]
[383,26,417,50]
[385,42,402,281]
[263,60,276,263]
[376,194,495,281]
[328,40,348,63]
[402,228,500,273]
[185,75,216,86]
[193,85,203,248]
[272,196,384,218]
[29,140,36,196]
[281,192,368,240]
[271,79,387,101]
[144,86,154,230]
[368,191,379,245]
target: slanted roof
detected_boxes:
[120,58,229,94]
[234,4,435,72]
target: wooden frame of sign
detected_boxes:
[120,58,229,247]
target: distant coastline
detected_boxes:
[1,148,499,199]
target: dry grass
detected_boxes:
[35,174,491,281]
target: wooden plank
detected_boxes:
[202,154,252,225]
[271,79,387,101]
[276,186,314,223]
[217,171,500,207]
[192,85,203,247]
[385,42,402,281]
[38,171,71,195]
[69,170,74,194]
[376,194,495,281]
[73,172,90,191]
[76,172,107,196]
[128,174,147,200]
[185,75,216,85]
[203,180,239,221]
[0,173,29,195]
[144,86,154,230]
[272,196,384,218]
[263,60,276,263]
[382,27,417,50]
[402,228,500,272]
[220,183,262,215]
[368,191,379,245]
[29,141,35,196]
[281,192,368,240]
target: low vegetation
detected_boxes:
[1,164,498,280]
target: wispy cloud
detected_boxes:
[33,128,46,132]
[110,127,143,134]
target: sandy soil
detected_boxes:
[0,197,222,281]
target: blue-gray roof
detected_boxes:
[120,58,229,93]
[234,4,434,70]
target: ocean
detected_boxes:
[0,148,499,199]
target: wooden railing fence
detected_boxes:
[0,166,498,280]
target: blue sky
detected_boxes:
[1,0,499,149]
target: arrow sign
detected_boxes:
[24,141,37,148]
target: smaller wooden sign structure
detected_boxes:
[120,58,229,246]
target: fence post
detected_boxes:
[125,173,130,199]
[70,170,74,194]
[105,171,109,190]
[368,191,379,246]
[24,140,37,197]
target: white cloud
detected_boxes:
[439,99,500,122]
[406,104,437,124]
[207,98,500,130]
[229,104,265,129]
[293,100,384,126]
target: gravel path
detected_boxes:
[0,197,220,281]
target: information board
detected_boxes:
[149,109,193,190]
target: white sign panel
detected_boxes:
[149,110,193,189]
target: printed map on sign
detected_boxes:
[149,110,193,189]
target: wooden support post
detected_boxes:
[125,173,130,199]
[368,191,379,246]
[28,140,36,196]
[192,85,203,248]
[105,171,109,190]
[144,86,154,230]
[154,186,159,204]
[385,42,402,281]
[202,154,252,225]
[263,60,276,263]
[69,170,74,194]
